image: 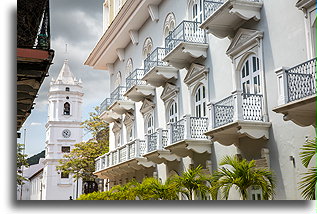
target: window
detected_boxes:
[191,0,203,23]
[61,146,70,153]
[65,87,70,91]
[115,71,122,88]
[63,102,70,115]
[61,172,69,179]
[163,13,176,38]
[168,101,178,123]
[241,55,261,95]
[249,186,262,200]
[126,58,133,75]
[146,114,154,134]
[143,37,153,59]
[194,84,206,117]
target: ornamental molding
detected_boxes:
[184,63,208,87]
[140,98,155,115]
[123,112,135,126]
[160,82,179,103]
[226,28,263,58]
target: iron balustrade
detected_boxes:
[126,69,146,90]
[165,20,207,54]
[144,47,168,74]
[286,58,316,102]
[147,132,158,153]
[170,116,208,144]
[203,0,224,20]
[213,95,234,128]
[99,98,114,114]
[213,93,264,128]
[203,0,261,20]
[111,85,128,101]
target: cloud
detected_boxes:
[30,122,42,126]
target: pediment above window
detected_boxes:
[160,83,179,103]
[226,28,263,58]
[112,121,122,133]
[140,99,155,115]
[123,112,135,126]
[184,63,208,87]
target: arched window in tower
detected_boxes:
[65,87,70,91]
[63,102,70,115]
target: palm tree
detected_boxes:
[172,165,211,200]
[109,179,140,200]
[299,138,316,200]
[212,155,275,200]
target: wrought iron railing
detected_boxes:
[144,47,168,74]
[213,93,264,128]
[126,69,146,90]
[170,116,208,144]
[17,0,51,49]
[286,58,316,102]
[95,139,146,172]
[203,0,261,20]
[165,20,206,54]
[99,98,114,114]
[146,129,169,153]
[111,85,128,101]
[203,0,224,20]
[213,95,234,128]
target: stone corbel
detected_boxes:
[148,5,159,22]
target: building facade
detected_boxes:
[85,0,316,200]
[41,60,84,200]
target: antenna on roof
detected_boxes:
[65,43,68,61]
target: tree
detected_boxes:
[212,155,275,200]
[17,142,28,186]
[299,138,316,200]
[172,165,211,200]
[57,107,109,182]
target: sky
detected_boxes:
[17,0,109,157]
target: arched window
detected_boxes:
[63,102,70,115]
[194,84,206,117]
[65,87,70,91]
[115,71,122,88]
[241,55,261,95]
[191,0,203,22]
[126,58,133,74]
[142,37,153,59]
[168,101,178,123]
[163,13,176,38]
[146,114,154,135]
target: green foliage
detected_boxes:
[212,155,275,200]
[299,138,316,200]
[17,143,29,186]
[57,107,109,181]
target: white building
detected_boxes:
[85,0,316,200]
[41,59,84,200]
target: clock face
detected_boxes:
[62,129,71,138]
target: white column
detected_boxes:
[275,67,289,106]
[232,90,243,121]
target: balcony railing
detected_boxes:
[165,20,206,53]
[111,85,128,101]
[146,129,168,153]
[203,0,261,20]
[203,0,224,20]
[95,139,146,172]
[126,69,146,90]
[286,58,316,102]
[100,98,114,114]
[213,92,264,128]
[170,115,208,144]
[144,47,168,74]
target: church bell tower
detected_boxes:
[42,59,84,200]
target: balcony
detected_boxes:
[142,47,178,87]
[94,139,155,179]
[165,115,211,157]
[164,20,208,69]
[124,69,155,102]
[200,0,263,38]
[273,58,316,127]
[99,98,121,123]
[108,86,134,115]
[205,90,271,146]
[143,129,180,164]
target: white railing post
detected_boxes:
[275,67,289,105]
[232,90,244,121]
[184,114,191,139]
[207,102,214,129]
[135,139,141,157]
[167,122,173,145]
